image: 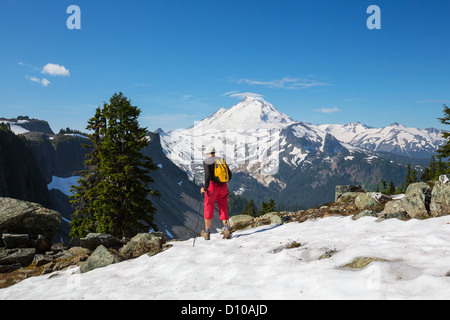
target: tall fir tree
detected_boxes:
[405,164,418,189]
[70,93,160,239]
[258,198,276,216]
[437,105,450,161]
[243,199,257,217]
[386,180,395,196]
[70,107,105,237]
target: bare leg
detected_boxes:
[205,219,212,231]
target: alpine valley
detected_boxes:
[0,98,445,242]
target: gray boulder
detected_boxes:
[259,212,282,224]
[430,175,450,217]
[2,233,29,249]
[0,248,36,268]
[120,232,166,260]
[403,182,432,219]
[384,199,407,216]
[352,210,378,220]
[355,192,387,212]
[0,197,61,241]
[335,185,365,202]
[229,214,254,229]
[80,233,123,251]
[80,245,123,274]
[337,192,364,203]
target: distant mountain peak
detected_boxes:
[192,97,296,131]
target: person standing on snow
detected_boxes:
[200,145,232,240]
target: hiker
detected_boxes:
[200,145,232,240]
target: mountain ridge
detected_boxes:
[161,97,444,208]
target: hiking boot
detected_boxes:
[220,226,233,239]
[222,229,232,239]
[201,230,210,240]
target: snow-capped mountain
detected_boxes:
[193,96,296,131]
[161,97,443,208]
[161,97,337,187]
[316,122,445,159]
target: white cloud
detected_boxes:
[25,75,51,87]
[235,77,332,90]
[41,78,51,87]
[222,91,264,99]
[41,63,70,76]
[315,107,340,114]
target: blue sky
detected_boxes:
[0,0,449,132]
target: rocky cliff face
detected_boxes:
[0,129,51,207]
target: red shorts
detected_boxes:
[204,181,229,221]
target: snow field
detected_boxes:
[1,215,450,300]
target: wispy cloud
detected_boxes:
[222,91,264,99]
[315,107,340,114]
[25,75,50,87]
[41,63,70,76]
[18,62,40,71]
[418,99,450,104]
[234,77,332,90]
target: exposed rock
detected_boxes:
[430,175,450,217]
[337,192,364,203]
[340,257,387,269]
[377,210,408,222]
[0,263,22,273]
[229,214,254,229]
[33,254,53,267]
[355,192,387,212]
[80,233,123,251]
[403,182,432,219]
[258,212,282,225]
[352,210,378,220]
[0,248,36,267]
[29,235,52,253]
[80,245,123,274]
[0,197,61,241]
[384,199,406,216]
[2,233,29,249]
[335,185,366,202]
[120,232,166,260]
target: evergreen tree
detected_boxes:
[70,107,105,237]
[70,93,160,239]
[258,198,276,216]
[420,155,437,182]
[243,199,257,217]
[381,180,387,194]
[405,164,418,189]
[386,180,395,196]
[436,105,450,160]
[435,156,448,178]
[375,183,380,193]
[395,184,404,195]
[411,169,418,183]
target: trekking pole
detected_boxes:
[193,192,204,247]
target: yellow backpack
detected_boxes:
[213,158,230,183]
